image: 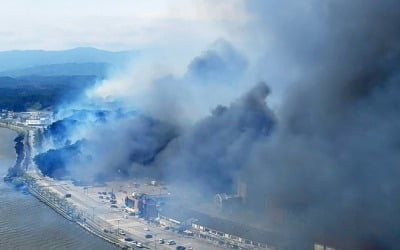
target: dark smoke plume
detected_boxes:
[31,1,400,249]
[240,0,400,249]
[156,82,275,195]
[5,134,25,180]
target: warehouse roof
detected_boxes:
[159,206,280,245]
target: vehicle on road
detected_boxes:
[110,204,118,208]
[119,230,126,236]
[144,227,149,231]
[145,234,152,239]
[65,193,71,198]
[124,237,134,242]
[159,239,165,244]
[176,246,186,250]
[168,240,176,245]
[136,242,143,248]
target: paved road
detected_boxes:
[27,171,226,250]
[23,129,228,250]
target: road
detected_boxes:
[26,169,226,250]
[21,127,229,250]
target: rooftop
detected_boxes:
[159,206,281,245]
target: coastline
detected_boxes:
[22,174,131,249]
[1,123,236,250]
[0,123,134,250]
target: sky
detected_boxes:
[0,0,248,51]
[0,0,298,112]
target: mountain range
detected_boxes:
[0,47,136,77]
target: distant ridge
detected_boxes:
[0,47,136,72]
[0,63,110,77]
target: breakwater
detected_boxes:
[21,174,134,249]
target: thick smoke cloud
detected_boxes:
[36,111,178,182]
[240,0,400,249]
[185,39,248,85]
[90,39,249,125]
[6,134,25,179]
[155,82,275,194]
[32,0,400,249]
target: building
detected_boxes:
[158,206,280,249]
[214,177,248,213]
[124,193,158,220]
[24,118,51,128]
[214,193,243,212]
[314,243,336,250]
[23,111,52,128]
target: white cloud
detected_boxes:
[0,0,248,51]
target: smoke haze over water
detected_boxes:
[32,0,400,249]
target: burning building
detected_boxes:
[124,193,157,220]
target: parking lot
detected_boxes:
[34,175,226,250]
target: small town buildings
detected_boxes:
[0,110,52,128]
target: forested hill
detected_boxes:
[0,63,110,78]
[0,47,135,111]
[0,75,99,111]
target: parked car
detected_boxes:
[168,240,176,245]
[159,239,165,244]
[145,234,152,239]
[176,246,186,250]
[136,242,143,248]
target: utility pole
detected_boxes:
[92,207,95,220]
[117,219,120,235]
[154,233,157,250]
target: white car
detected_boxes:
[119,230,126,236]
[168,240,176,245]
[144,227,149,231]
[136,242,143,248]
